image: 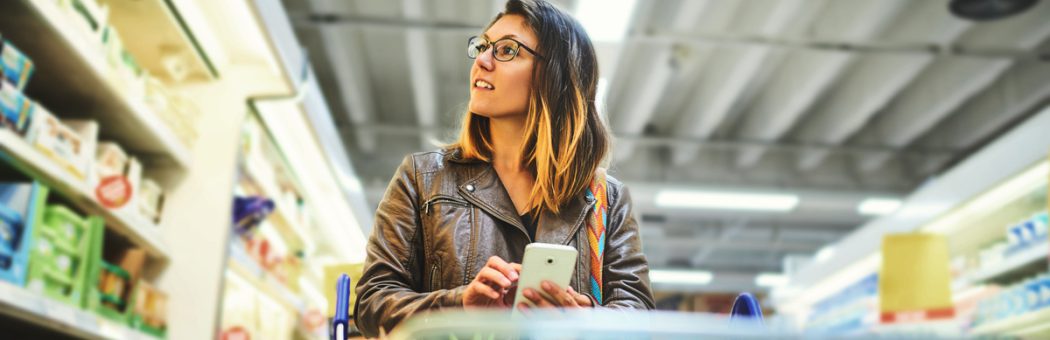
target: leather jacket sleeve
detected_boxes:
[599,181,656,310]
[353,155,464,337]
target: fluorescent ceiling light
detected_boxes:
[650,269,713,285]
[575,0,638,42]
[857,198,902,216]
[655,190,800,211]
[755,273,789,288]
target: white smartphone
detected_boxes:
[511,243,578,310]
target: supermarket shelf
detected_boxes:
[0,130,170,262]
[971,307,1050,336]
[242,157,312,253]
[103,0,219,80]
[227,242,306,313]
[0,280,157,340]
[967,242,1049,285]
[0,0,193,170]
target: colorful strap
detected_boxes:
[585,169,608,305]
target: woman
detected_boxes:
[354,0,654,336]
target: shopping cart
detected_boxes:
[330,274,352,340]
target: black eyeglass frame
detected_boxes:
[467,35,545,61]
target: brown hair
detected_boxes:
[452,0,611,214]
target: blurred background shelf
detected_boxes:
[226,241,305,314]
[0,0,195,172]
[100,0,219,81]
[0,129,170,262]
[971,307,1050,337]
[0,280,157,340]
[967,242,1049,286]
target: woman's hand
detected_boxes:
[518,280,593,310]
[463,256,522,309]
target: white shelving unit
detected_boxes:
[226,241,306,314]
[0,130,170,261]
[971,307,1050,337]
[0,280,157,340]
[0,0,193,170]
[966,242,1049,285]
[242,155,311,253]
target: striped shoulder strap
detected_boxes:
[585,168,608,305]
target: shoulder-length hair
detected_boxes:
[452,0,611,215]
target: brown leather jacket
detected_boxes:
[353,149,655,337]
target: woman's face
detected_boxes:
[468,14,538,120]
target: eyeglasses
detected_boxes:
[467,36,545,62]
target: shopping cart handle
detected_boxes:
[331,274,352,340]
[729,292,763,322]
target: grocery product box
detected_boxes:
[1,38,35,90]
[25,204,104,307]
[25,107,97,180]
[0,79,34,134]
[0,182,48,286]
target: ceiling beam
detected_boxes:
[733,0,908,169]
[931,60,1050,149]
[348,122,958,159]
[857,56,1013,172]
[611,0,710,162]
[312,0,379,153]
[668,0,815,166]
[402,0,438,150]
[794,53,933,170]
[916,59,1050,171]
[691,219,748,265]
[734,50,852,168]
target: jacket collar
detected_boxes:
[455,159,593,245]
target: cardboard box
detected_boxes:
[1,38,35,90]
[0,80,33,134]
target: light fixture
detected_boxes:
[949,0,1039,21]
[654,190,800,211]
[575,0,638,42]
[755,273,789,288]
[857,198,902,216]
[650,269,713,285]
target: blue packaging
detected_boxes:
[1,39,34,90]
[1039,274,1050,310]
[1025,278,1042,311]
[1021,221,1037,245]
[0,182,43,286]
[0,80,34,134]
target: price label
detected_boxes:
[96,175,132,209]
[75,309,99,334]
[99,319,125,339]
[44,300,76,326]
[8,286,44,313]
[0,281,13,303]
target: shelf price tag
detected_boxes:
[7,285,45,314]
[75,309,100,334]
[0,281,12,303]
[99,319,125,339]
[43,299,76,326]
[96,175,132,209]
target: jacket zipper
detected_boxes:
[429,263,439,291]
[422,195,469,214]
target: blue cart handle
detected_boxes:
[331,274,352,340]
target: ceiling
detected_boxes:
[279,0,1050,292]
